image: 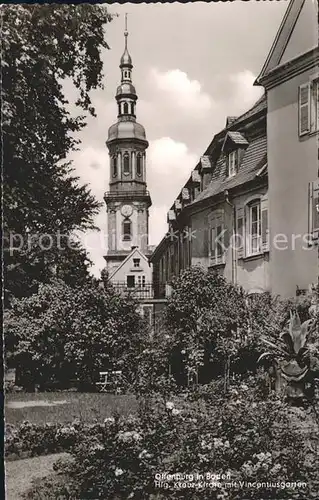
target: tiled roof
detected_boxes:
[226,131,249,146]
[191,135,267,205]
[231,94,267,126]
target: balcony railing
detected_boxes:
[111,281,167,299]
[104,190,151,201]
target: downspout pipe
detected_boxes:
[223,190,237,285]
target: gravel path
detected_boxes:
[5,453,69,500]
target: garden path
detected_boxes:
[5,452,69,499]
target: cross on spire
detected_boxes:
[124,13,128,48]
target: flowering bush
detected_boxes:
[5,420,101,460]
[26,378,319,500]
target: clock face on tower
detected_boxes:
[121,204,133,217]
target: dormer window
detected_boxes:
[222,131,248,178]
[228,150,238,177]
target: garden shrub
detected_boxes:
[4,279,146,391]
[5,420,103,460]
[25,377,319,500]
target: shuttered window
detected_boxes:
[299,80,319,137]
[261,196,269,252]
[210,213,225,265]
[246,198,269,256]
[299,83,310,136]
[249,202,262,255]
[309,180,319,242]
[236,207,245,259]
[310,80,319,133]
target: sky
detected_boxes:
[67,1,289,276]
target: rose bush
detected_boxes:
[5,419,108,460]
[25,378,319,499]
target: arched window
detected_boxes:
[118,104,121,116]
[123,102,129,114]
[136,154,142,176]
[131,103,135,115]
[123,219,132,241]
[112,156,117,177]
[123,153,130,175]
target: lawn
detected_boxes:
[5,392,137,425]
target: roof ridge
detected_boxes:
[230,93,266,126]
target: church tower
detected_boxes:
[104,16,152,278]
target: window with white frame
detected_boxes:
[228,150,238,177]
[299,79,319,136]
[237,197,269,258]
[133,258,140,268]
[137,275,146,287]
[248,202,262,255]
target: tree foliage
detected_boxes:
[4,280,145,390]
[163,267,250,384]
[2,4,113,300]
[156,267,318,389]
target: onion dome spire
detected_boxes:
[120,14,132,68]
[107,14,148,145]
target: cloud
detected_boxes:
[150,68,213,117]
[68,146,109,277]
[70,146,109,202]
[147,137,197,245]
[227,70,264,113]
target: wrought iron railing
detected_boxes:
[104,190,151,200]
[110,281,167,299]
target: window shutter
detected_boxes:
[309,180,319,239]
[299,83,310,136]
[215,214,224,263]
[210,221,216,266]
[236,207,245,258]
[261,196,269,252]
[223,210,230,256]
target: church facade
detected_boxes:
[104,22,154,298]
